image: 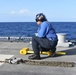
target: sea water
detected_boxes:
[0,22,76,41]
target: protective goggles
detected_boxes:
[35,13,44,22]
[35,18,40,22]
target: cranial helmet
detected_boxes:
[35,13,47,22]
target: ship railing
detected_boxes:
[0,36,32,42]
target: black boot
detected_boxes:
[28,54,41,60]
[51,47,56,57]
[51,52,55,57]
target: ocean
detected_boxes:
[0,22,76,41]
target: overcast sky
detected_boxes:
[0,0,76,22]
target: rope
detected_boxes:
[23,60,75,67]
[0,58,75,67]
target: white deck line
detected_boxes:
[0,54,14,66]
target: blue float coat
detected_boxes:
[37,21,58,41]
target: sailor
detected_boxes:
[28,13,58,60]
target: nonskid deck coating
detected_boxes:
[0,42,76,75]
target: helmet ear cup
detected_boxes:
[38,15,44,22]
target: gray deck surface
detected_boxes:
[0,41,76,75]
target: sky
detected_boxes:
[0,0,76,22]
